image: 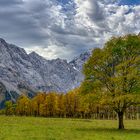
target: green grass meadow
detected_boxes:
[0,116,140,140]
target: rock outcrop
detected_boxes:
[0,38,91,107]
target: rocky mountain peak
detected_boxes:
[0,38,6,44]
[69,50,91,71]
[29,51,41,58]
[0,38,91,108]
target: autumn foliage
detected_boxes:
[2,89,140,120]
[1,34,140,129]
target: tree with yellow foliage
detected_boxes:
[82,34,140,129]
[16,95,30,116]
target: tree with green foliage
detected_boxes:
[82,34,140,129]
[5,101,14,115]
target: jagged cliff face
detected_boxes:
[69,51,92,71]
[0,38,91,106]
[29,52,84,93]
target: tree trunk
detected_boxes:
[118,112,124,129]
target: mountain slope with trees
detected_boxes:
[0,38,91,108]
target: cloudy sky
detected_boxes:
[0,0,140,61]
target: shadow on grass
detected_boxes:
[76,128,140,134]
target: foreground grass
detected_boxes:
[0,116,140,140]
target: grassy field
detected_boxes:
[0,116,140,140]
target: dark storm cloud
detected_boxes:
[0,0,50,46]
[0,0,22,6]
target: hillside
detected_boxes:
[0,38,91,107]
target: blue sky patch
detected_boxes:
[58,0,70,4]
[119,0,140,5]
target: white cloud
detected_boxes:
[0,0,140,60]
[25,44,75,61]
